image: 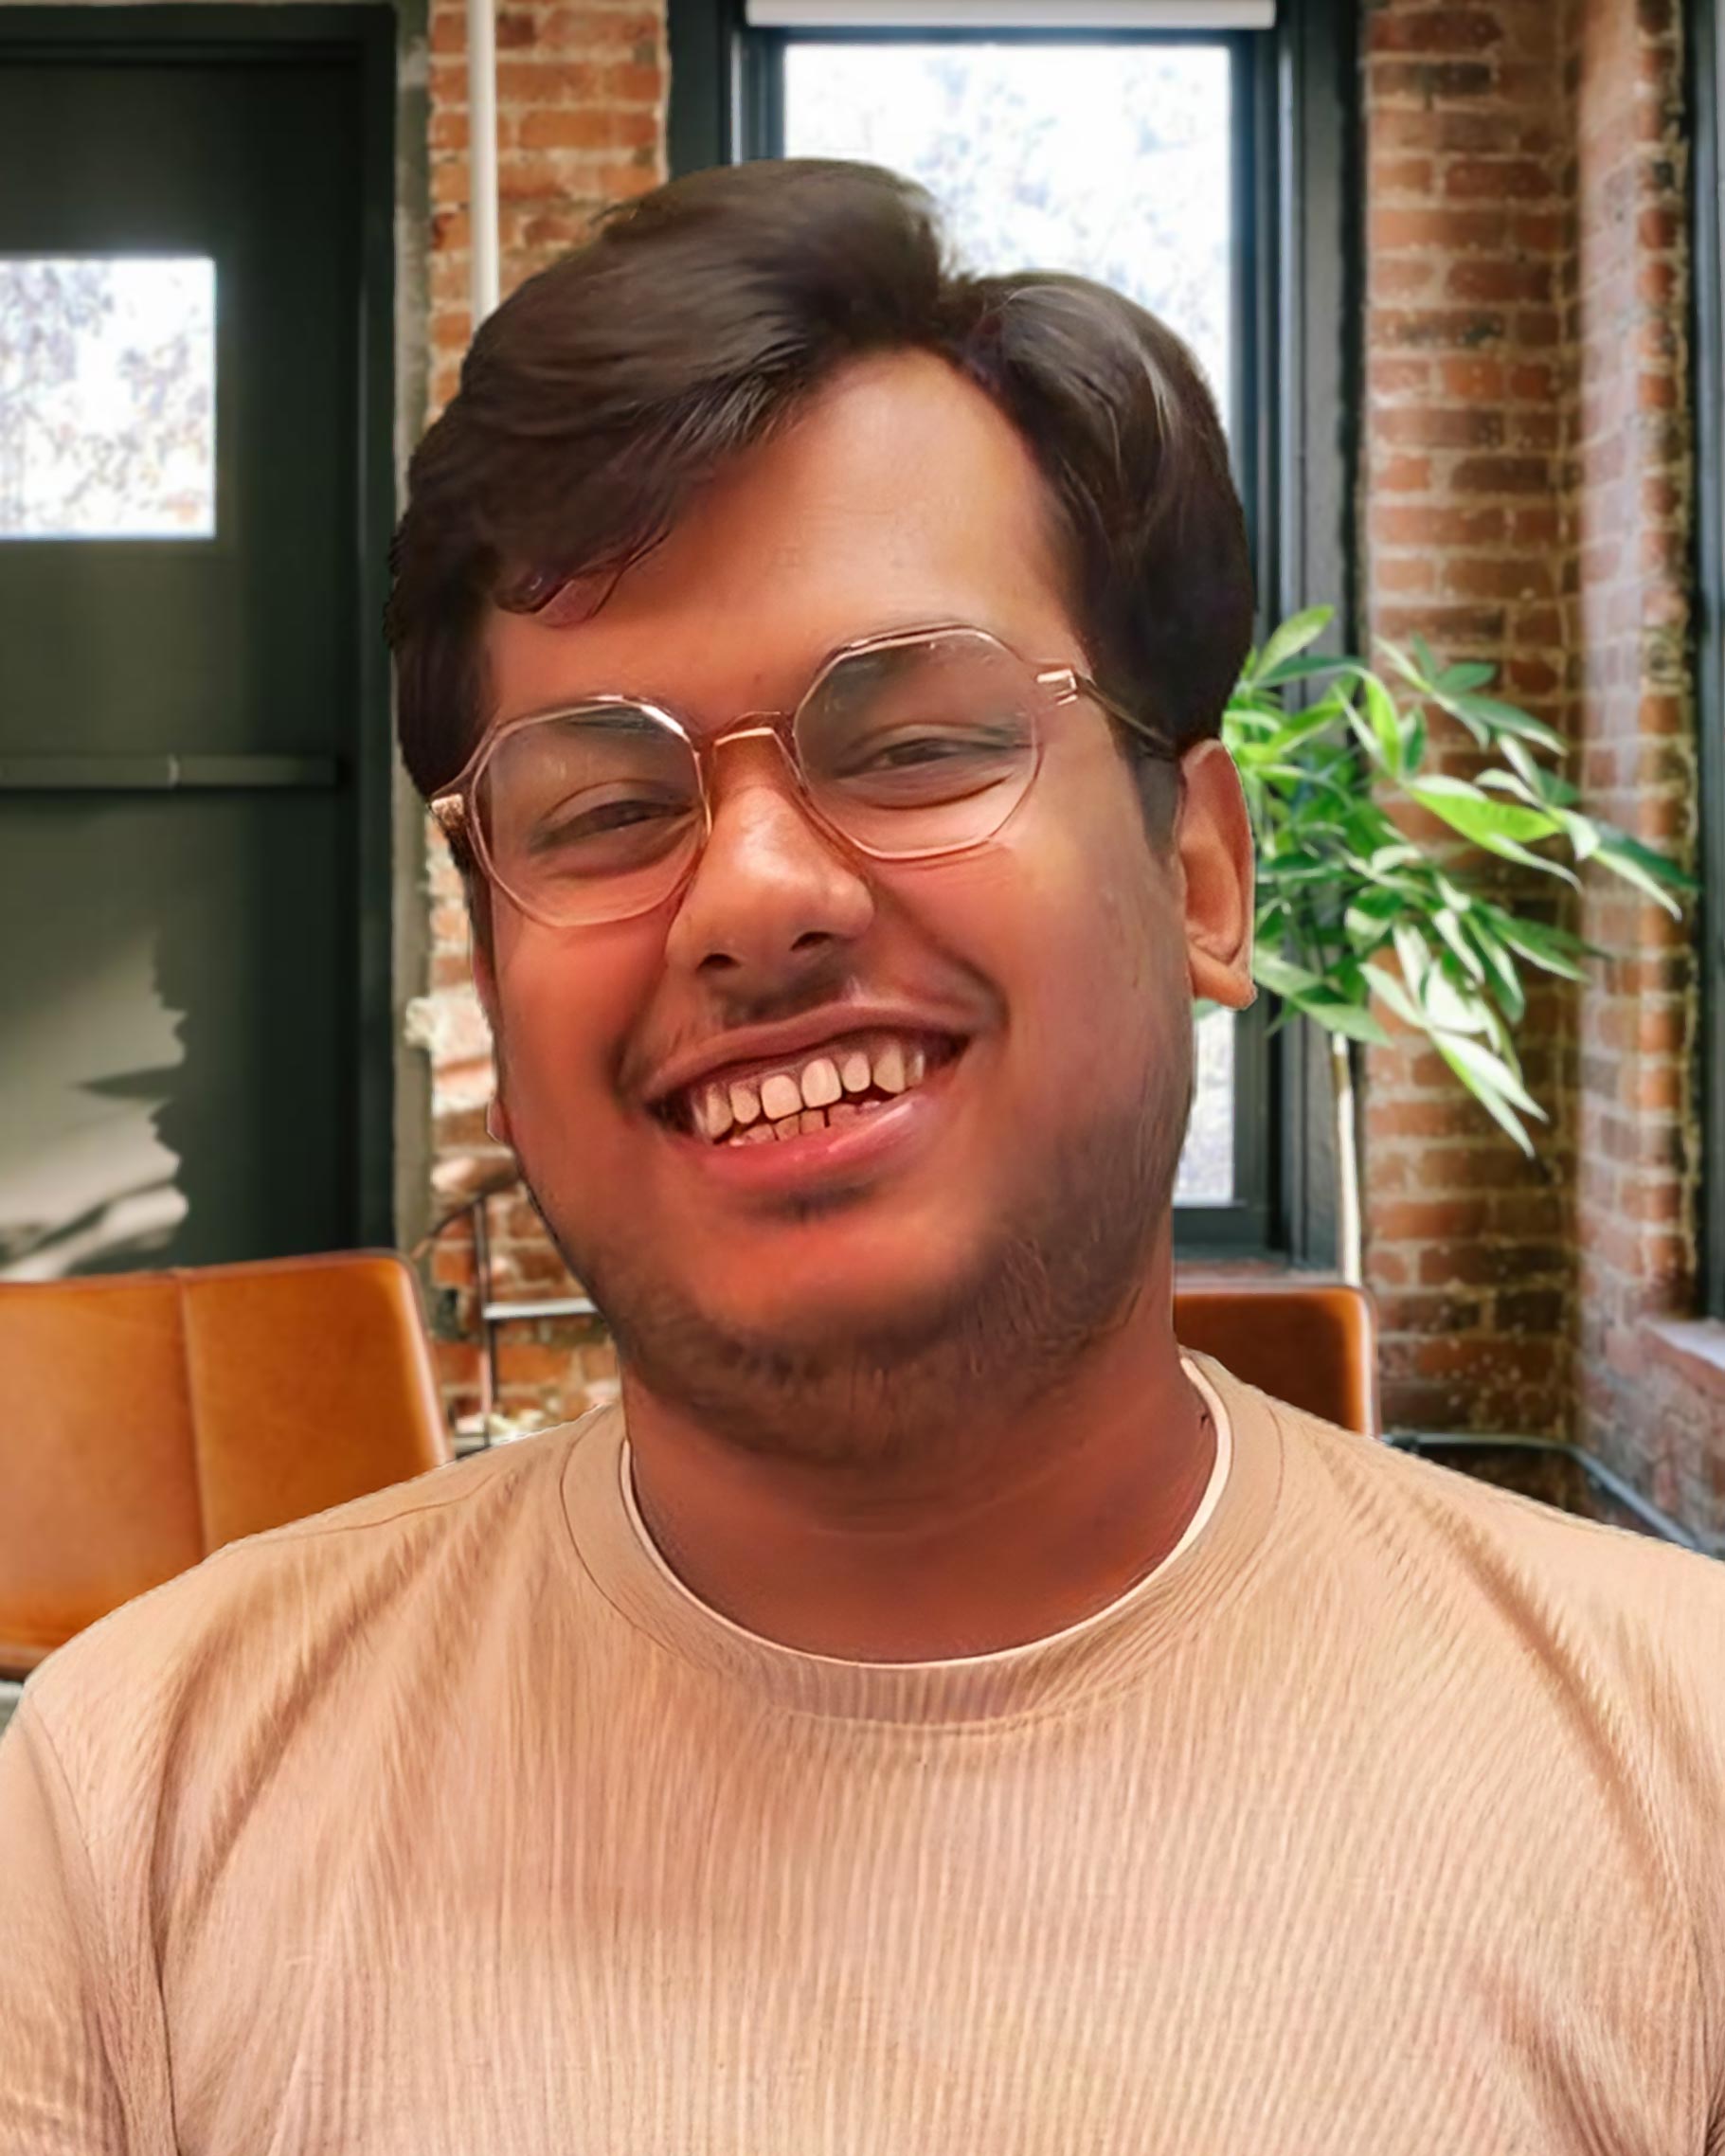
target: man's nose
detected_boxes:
[662,750,875,989]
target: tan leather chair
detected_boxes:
[0,1251,453,1679]
[1175,1277,1380,1438]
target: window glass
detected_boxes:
[782,42,1231,414]
[783,41,1237,1201]
[0,256,216,540]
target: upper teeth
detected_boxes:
[688,1035,931,1141]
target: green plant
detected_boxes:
[1220,606,1696,1282]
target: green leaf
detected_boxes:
[1255,605,1334,681]
[1494,914,1590,980]
[1434,661,1496,693]
[1436,1032,1545,1119]
[1263,702,1354,756]
[1405,706,1429,776]
[1362,961,1423,1030]
[1432,907,1485,981]
[1553,808,1601,862]
[1256,652,1356,691]
[1360,671,1405,777]
[1408,777,1561,843]
[1461,920,1526,1025]
[1297,997,1393,1047]
[1436,1044,1538,1156]
[1375,637,1419,689]
[1411,632,1439,682]
[1252,950,1324,1000]
[1420,970,1491,1034]
[1590,830,1698,914]
[1394,922,1432,996]
[1448,693,1566,754]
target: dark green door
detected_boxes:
[0,9,394,1277]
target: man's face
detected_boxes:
[475,351,1253,1451]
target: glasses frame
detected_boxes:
[429,620,1177,930]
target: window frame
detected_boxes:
[666,0,1357,1265]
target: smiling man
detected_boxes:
[3,160,1724,2155]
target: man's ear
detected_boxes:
[1177,739,1256,1011]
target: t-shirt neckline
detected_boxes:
[559,1355,1284,1728]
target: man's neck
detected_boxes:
[618,1279,1215,1664]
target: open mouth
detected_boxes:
[654,1030,964,1148]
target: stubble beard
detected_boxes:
[517,1029,1195,1480]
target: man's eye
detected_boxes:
[525,794,689,861]
[865,733,970,768]
[839,722,1022,775]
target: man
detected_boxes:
[2,160,1721,2154]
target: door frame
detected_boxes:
[0,4,400,1250]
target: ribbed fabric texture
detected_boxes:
[2,1353,1722,2155]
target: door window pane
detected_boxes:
[0,256,216,539]
[782,41,1237,1202]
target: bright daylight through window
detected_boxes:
[0,256,216,541]
[782,42,1236,1200]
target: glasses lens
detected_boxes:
[479,704,701,924]
[795,629,1039,858]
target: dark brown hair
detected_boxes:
[386,157,1253,804]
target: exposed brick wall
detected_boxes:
[1359,0,1579,1440]
[1360,0,1719,1545]
[411,0,665,1432]
[1566,0,1710,1529]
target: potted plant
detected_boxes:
[1220,606,1695,1288]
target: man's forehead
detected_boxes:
[480,351,1075,729]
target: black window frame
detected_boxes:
[667,0,1357,1267]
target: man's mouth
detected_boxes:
[656,1031,963,1147]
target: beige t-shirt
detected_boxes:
[2,1355,1721,2155]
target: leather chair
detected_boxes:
[0,1251,453,1679]
[1175,1278,1380,1438]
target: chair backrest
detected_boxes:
[1175,1277,1380,1438]
[0,1251,452,1678]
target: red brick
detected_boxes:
[1445,256,1554,303]
[1370,59,1498,100]
[1372,502,1506,545]
[1367,9,1503,55]
[1370,355,1435,395]
[1451,454,1554,494]
[1372,308,1507,349]
[1375,554,1438,593]
[1375,451,1434,492]
[1376,404,1505,448]
[1372,207,1508,252]
[1441,552,1555,600]
[1445,156,1554,201]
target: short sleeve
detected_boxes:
[0,1698,128,2153]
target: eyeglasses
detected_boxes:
[430,621,1173,929]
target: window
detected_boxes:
[668,0,1355,1259]
[0,256,216,540]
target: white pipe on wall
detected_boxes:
[467,0,501,328]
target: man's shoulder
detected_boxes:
[14,1414,604,1772]
[1214,1359,1725,1676]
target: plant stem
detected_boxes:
[1331,1030,1363,1287]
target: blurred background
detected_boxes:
[3,0,1722,1569]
